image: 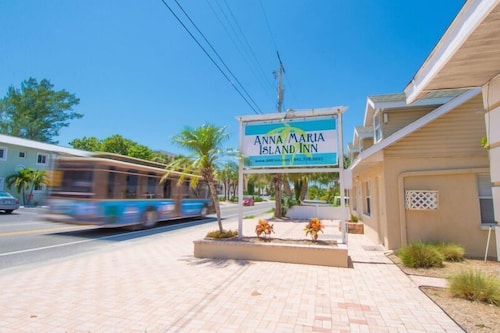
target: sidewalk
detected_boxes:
[0,215,463,332]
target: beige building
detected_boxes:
[348,0,500,259]
[404,0,500,230]
[348,89,494,258]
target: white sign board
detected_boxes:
[242,117,338,168]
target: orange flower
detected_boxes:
[304,217,324,240]
[255,219,274,237]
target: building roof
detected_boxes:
[364,90,467,127]
[350,88,482,170]
[0,134,90,157]
[405,0,500,103]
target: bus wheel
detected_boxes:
[143,207,158,228]
[200,205,208,219]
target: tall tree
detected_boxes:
[69,136,102,151]
[151,151,174,164]
[162,124,228,233]
[100,134,134,155]
[70,134,155,160]
[0,78,81,143]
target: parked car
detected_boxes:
[242,197,255,206]
[0,191,20,214]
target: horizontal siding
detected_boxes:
[382,106,435,138]
[385,95,487,158]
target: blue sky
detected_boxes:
[0,1,465,156]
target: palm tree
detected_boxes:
[248,173,271,196]
[218,161,238,200]
[6,168,34,205]
[162,124,229,233]
[27,169,48,205]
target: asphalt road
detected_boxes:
[0,202,274,272]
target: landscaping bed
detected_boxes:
[388,254,500,332]
[194,236,348,267]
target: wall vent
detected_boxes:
[405,190,438,210]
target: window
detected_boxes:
[34,184,45,192]
[163,179,172,199]
[107,166,116,199]
[19,152,26,158]
[37,153,49,165]
[363,181,371,216]
[374,113,382,143]
[126,170,138,198]
[147,173,156,196]
[0,147,7,161]
[477,174,495,225]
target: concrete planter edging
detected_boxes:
[339,222,364,234]
[193,238,349,268]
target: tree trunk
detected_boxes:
[300,180,308,202]
[224,180,229,200]
[208,180,223,233]
[273,174,282,218]
[282,176,293,198]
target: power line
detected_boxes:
[172,0,264,114]
[259,0,297,109]
[207,0,275,105]
[221,0,276,97]
[159,0,263,114]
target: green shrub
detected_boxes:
[433,242,465,262]
[398,241,444,268]
[350,214,358,222]
[206,229,238,239]
[254,196,263,202]
[448,269,500,306]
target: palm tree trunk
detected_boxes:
[282,176,293,198]
[207,180,223,233]
[273,174,282,218]
[300,180,308,202]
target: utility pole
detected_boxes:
[273,52,285,217]
[275,52,285,113]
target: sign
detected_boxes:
[243,117,338,168]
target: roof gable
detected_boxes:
[350,88,481,169]
[405,0,500,103]
[0,134,90,157]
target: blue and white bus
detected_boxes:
[45,153,213,229]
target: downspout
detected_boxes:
[398,167,490,246]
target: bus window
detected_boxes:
[107,166,115,199]
[182,181,190,198]
[163,179,172,199]
[54,169,94,197]
[126,170,138,198]
[147,173,156,199]
[195,183,210,199]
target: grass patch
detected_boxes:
[398,241,444,268]
[448,269,500,306]
[205,229,238,239]
[398,241,466,268]
[433,242,465,262]
[244,215,255,219]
